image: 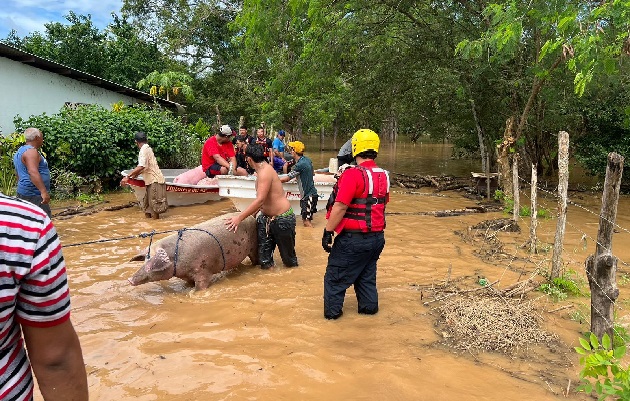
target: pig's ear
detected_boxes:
[130,247,148,262]
[148,248,171,271]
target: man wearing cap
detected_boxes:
[272,130,286,159]
[121,131,168,219]
[279,141,317,227]
[201,125,240,177]
[321,129,390,320]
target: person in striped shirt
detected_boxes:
[0,193,88,401]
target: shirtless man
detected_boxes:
[225,144,298,269]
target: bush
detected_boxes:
[13,104,200,188]
[0,133,25,196]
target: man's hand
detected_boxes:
[225,215,242,232]
[40,191,50,205]
[322,229,334,253]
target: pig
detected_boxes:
[128,212,259,290]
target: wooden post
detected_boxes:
[512,153,519,222]
[486,152,491,201]
[551,131,569,279]
[587,153,624,341]
[530,163,538,254]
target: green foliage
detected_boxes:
[190,118,212,142]
[13,104,196,188]
[50,168,85,199]
[0,133,25,196]
[539,271,584,301]
[494,190,551,218]
[576,333,630,399]
[137,70,194,102]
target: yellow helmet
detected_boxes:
[351,129,380,157]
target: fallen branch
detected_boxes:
[547,304,574,313]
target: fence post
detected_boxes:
[512,153,519,222]
[530,163,538,254]
[587,152,624,341]
[551,131,569,279]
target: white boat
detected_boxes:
[216,174,336,212]
[122,169,221,206]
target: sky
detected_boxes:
[0,0,124,38]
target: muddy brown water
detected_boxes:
[37,188,630,400]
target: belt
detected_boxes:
[340,231,383,237]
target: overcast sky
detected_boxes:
[0,0,123,38]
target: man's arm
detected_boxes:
[212,153,231,169]
[22,149,49,204]
[120,165,145,185]
[226,168,273,231]
[325,202,349,232]
[22,320,88,401]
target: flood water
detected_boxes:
[299,138,600,188]
[39,181,630,400]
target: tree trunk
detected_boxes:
[530,163,538,254]
[470,99,487,172]
[551,131,569,279]
[320,127,325,151]
[215,105,222,127]
[587,152,624,341]
[512,153,519,222]
[333,122,339,150]
[497,117,515,198]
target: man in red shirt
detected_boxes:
[201,125,241,177]
[321,129,390,320]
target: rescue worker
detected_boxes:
[321,129,390,320]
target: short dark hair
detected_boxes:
[245,143,266,163]
[239,125,247,130]
[235,135,247,143]
[134,131,147,142]
[355,150,378,160]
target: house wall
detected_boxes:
[0,57,147,134]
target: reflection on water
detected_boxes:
[300,137,478,176]
[300,137,600,186]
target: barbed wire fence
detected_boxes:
[495,132,627,342]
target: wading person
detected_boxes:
[225,143,298,269]
[120,131,168,219]
[0,193,89,400]
[279,141,318,227]
[321,129,390,320]
[13,127,52,217]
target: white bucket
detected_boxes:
[328,158,338,174]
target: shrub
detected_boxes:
[13,104,200,188]
[0,133,25,196]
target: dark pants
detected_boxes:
[17,193,52,218]
[299,194,319,221]
[257,212,298,269]
[323,231,385,319]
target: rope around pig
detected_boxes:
[63,228,227,274]
[171,228,227,275]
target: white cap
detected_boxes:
[220,125,232,135]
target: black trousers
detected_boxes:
[323,231,385,319]
[256,212,298,269]
[17,193,52,218]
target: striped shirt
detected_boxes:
[0,193,71,401]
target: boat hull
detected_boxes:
[217,174,335,212]
[122,169,221,207]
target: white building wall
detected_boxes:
[0,57,146,134]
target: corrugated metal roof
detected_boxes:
[0,42,183,112]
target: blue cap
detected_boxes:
[278,130,285,136]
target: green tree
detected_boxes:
[137,70,194,102]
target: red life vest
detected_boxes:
[326,165,390,232]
